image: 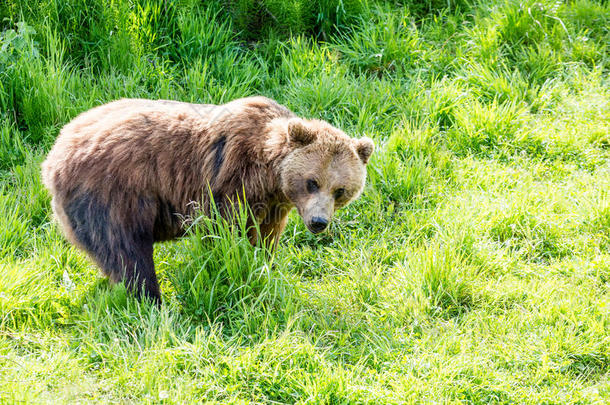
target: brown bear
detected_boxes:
[42,96,374,303]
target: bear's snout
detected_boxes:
[309,216,329,233]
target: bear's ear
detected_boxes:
[288,119,316,147]
[355,137,374,164]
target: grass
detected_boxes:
[0,0,609,402]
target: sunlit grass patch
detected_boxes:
[396,242,477,318]
[169,199,294,336]
[227,0,368,40]
[333,4,422,77]
[0,116,29,170]
[487,204,569,263]
[0,0,608,402]
[446,98,529,157]
[279,36,341,80]
[369,124,452,207]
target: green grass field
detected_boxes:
[1,0,609,402]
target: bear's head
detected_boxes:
[279,118,374,234]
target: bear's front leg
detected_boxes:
[251,202,291,250]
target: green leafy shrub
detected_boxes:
[0,21,39,68]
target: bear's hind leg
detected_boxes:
[64,192,161,304]
[108,227,160,304]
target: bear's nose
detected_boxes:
[309,216,329,233]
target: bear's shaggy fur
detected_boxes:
[42,96,373,303]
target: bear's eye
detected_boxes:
[334,188,345,199]
[306,179,319,193]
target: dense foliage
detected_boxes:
[0,0,608,402]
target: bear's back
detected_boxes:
[41,96,293,205]
[41,98,213,195]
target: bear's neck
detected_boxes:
[260,128,293,204]
[202,122,292,208]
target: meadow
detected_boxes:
[0,0,609,402]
